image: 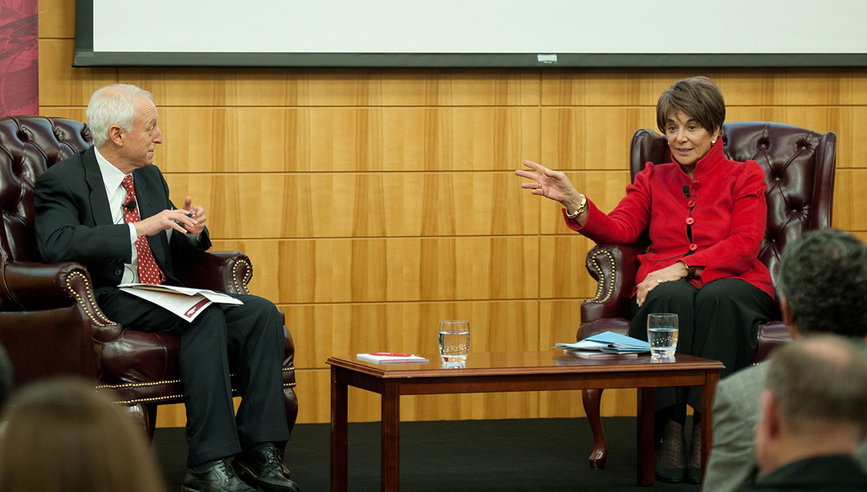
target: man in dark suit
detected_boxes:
[738,335,867,492]
[34,84,300,492]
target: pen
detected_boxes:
[370,352,411,357]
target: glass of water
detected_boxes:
[439,320,470,367]
[647,313,678,360]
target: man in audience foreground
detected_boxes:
[738,336,867,491]
[704,228,867,491]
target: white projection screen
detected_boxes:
[74,0,867,68]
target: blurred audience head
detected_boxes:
[0,377,165,492]
[755,335,867,474]
[776,228,867,338]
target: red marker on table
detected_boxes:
[370,352,411,357]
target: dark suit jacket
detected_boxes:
[737,455,867,492]
[34,147,211,294]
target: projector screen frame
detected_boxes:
[73,0,867,68]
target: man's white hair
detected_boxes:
[86,84,153,148]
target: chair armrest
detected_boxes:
[2,261,122,343]
[580,243,643,323]
[173,251,252,294]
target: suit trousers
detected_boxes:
[97,289,289,465]
[628,278,775,421]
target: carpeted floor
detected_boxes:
[153,417,703,491]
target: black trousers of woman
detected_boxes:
[628,278,776,423]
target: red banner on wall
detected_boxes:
[0,0,38,116]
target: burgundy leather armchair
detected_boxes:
[577,121,836,468]
[0,116,297,437]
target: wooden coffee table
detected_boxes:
[328,351,723,491]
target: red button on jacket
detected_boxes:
[689,243,698,252]
[686,217,695,225]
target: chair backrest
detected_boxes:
[629,121,836,302]
[0,116,92,266]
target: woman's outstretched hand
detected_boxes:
[515,160,582,206]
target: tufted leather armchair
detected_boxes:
[577,121,836,468]
[0,116,297,438]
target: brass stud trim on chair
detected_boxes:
[97,366,294,392]
[587,250,616,303]
[114,394,183,405]
[233,258,253,293]
[96,379,183,390]
[66,271,114,327]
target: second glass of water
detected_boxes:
[439,320,470,366]
[647,313,678,360]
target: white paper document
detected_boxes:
[119,283,243,323]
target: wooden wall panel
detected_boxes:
[153,107,540,173]
[540,108,657,171]
[165,172,539,238]
[119,69,541,108]
[285,301,538,371]
[212,237,538,304]
[541,68,867,106]
[38,40,117,106]
[38,0,867,425]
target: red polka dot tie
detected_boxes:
[121,175,165,285]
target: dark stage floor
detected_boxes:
[153,417,702,491]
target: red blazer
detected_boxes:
[566,140,774,300]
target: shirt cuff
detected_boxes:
[127,223,137,243]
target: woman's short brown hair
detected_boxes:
[656,76,725,135]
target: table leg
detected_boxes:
[381,382,400,491]
[330,368,348,492]
[700,370,720,479]
[637,387,655,486]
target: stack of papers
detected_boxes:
[356,353,429,364]
[119,283,243,323]
[555,331,650,355]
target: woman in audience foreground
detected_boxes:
[516,76,775,484]
[0,377,166,492]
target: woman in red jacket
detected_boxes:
[516,76,775,484]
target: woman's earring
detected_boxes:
[711,138,717,145]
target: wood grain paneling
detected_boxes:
[539,236,598,300]
[540,107,656,171]
[151,107,540,173]
[117,69,541,108]
[38,0,75,38]
[833,169,867,231]
[213,237,538,304]
[542,68,867,107]
[38,40,117,107]
[285,301,538,370]
[164,172,539,238]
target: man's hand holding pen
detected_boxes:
[180,196,207,235]
[134,196,207,237]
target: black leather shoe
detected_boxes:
[232,444,300,492]
[182,458,257,492]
